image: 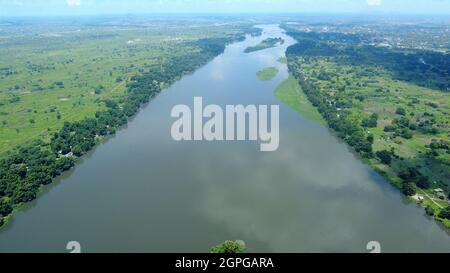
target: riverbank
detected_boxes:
[2,23,450,253]
[274,75,326,125]
[274,73,450,229]
[368,159,450,229]
[284,56,450,230]
[0,31,251,230]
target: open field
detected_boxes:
[0,16,259,227]
[284,21,450,227]
[0,17,256,157]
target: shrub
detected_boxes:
[376,150,392,165]
[416,176,430,189]
[438,207,450,220]
[402,183,416,196]
[396,107,406,116]
[211,240,246,253]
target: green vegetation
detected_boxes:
[244,37,284,53]
[211,240,246,253]
[284,25,450,228]
[277,57,288,64]
[274,75,326,125]
[0,18,256,228]
[439,207,450,220]
[256,67,279,81]
[0,18,256,157]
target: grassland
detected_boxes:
[256,67,279,81]
[301,59,449,184]
[274,75,326,125]
[0,17,254,157]
[287,56,450,228]
[283,20,450,227]
[0,16,260,228]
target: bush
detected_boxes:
[399,129,413,139]
[0,199,13,217]
[402,183,416,196]
[362,113,378,128]
[438,207,450,220]
[384,125,396,132]
[211,240,246,253]
[376,150,392,165]
[416,176,430,189]
[396,107,406,116]
[425,206,435,216]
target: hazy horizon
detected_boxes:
[1,0,450,17]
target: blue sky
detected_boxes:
[1,0,450,17]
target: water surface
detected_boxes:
[1,25,449,252]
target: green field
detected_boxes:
[256,67,279,81]
[284,24,450,226]
[0,18,254,157]
[274,75,326,125]
[0,17,260,228]
[299,58,450,184]
[289,57,450,227]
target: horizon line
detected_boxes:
[1,11,450,19]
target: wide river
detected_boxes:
[0,25,449,252]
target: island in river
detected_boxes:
[257,67,279,81]
[245,37,285,53]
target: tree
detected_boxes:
[376,150,392,165]
[396,107,406,116]
[362,113,378,128]
[0,199,13,217]
[425,206,435,216]
[55,157,75,173]
[384,125,396,132]
[12,184,37,204]
[402,182,416,196]
[400,128,413,139]
[438,207,450,220]
[211,240,246,253]
[416,176,430,189]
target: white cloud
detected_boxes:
[367,0,382,6]
[66,0,81,7]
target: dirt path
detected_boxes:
[418,189,444,209]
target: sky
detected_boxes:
[1,0,450,17]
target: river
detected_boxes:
[0,25,449,253]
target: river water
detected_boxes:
[0,25,449,253]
